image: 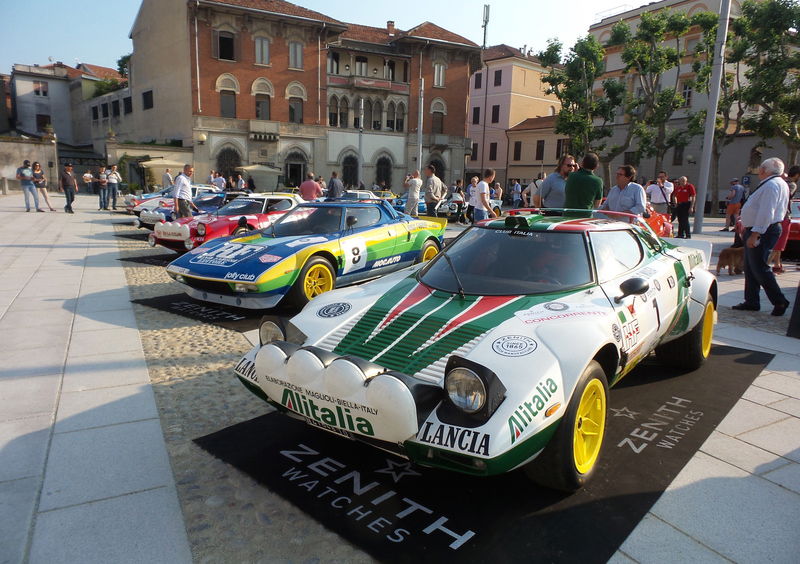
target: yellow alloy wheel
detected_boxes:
[303,263,334,300]
[422,244,439,262]
[701,300,715,359]
[572,378,607,474]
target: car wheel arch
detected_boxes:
[593,343,620,383]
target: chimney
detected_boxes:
[387,20,395,36]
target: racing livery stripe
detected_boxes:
[378,282,433,330]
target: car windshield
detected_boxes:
[790,201,800,218]
[419,228,593,295]
[216,198,264,215]
[271,206,343,236]
[194,193,221,205]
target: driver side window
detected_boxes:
[345,206,382,228]
[590,230,643,282]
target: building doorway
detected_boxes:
[429,157,445,183]
[342,155,358,188]
[376,156,393,190]
[216,147,242,182]
[284,151,307,188]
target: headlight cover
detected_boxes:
[259,319,284,345]
[445,368,486,413]
[259,316,307,346]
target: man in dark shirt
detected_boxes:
[327,171,344,200]
[59,163,79,213]
[563,153,604,211]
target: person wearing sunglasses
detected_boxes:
[533,154,576,208]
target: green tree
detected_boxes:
[117,53,131,78]
[732,0,800,165]
[92,78,124,98]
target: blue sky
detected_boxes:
[0,0,640,74]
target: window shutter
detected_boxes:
[212,30,219,59]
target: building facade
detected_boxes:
[97,0,479,191]
[466,44,561,186]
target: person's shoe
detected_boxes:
[772,266,785,274]
[732,303,759,311]
[26,209,30,212]
[771,300,790,316]
[36,209,45,213]
[719,227,730,231]
[49,207,56,211]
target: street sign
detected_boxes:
[742,175,751,186]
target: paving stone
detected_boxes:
[741,384,787,406]
[762,462,800,495]
[0,374,61,421]
[753,373,800,400]
[0,476,39,564]
[0,415,51,482]
[618,514,730,564]
[737,417,800,463]
[61,353,150,392]
[55,384,158,433]
[700,431,787,475]
[67,327,142,357]
[715,399,790,437]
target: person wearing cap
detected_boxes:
[59,163,79,213]
[16,159,44,212]
[722,177,746,230]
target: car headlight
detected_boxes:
[147,233,156,247]
[259,319,284,345]
[234,283,256,293]
[197,223,206,236]
[184,239,194,250]
[444,368,486,413]
[259,316,307,346]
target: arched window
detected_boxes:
[376,156,392,188]
[396,102,406,132]
[328,96,339,127]
[372,100,383,130]
[339,97,349,129]
[430,98,447,135]
[284,151,307,188]
[363,100,373,131]
[354,97,364,129]
[215,73,240,94]
[220,90,236,118]
[216,147,241,180]
[342,155,358,188]
[251,78,273,121]
[284,81,307,101]
[386,101,396,131]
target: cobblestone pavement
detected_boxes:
[113,219,374,563]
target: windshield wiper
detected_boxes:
[440,251,466,299]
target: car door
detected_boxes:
[339,206,397,282]
[260,198,294,229]
[590,229,661,365]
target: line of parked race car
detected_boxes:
[124,184,719,493]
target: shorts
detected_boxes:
[726,202,741,217]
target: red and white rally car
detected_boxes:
[150,193,303,252]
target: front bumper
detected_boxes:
[180,284,285,309]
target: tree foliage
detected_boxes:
[92,78,125,98]
[117,53,131,78]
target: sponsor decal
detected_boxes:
[543,302,569,312]
[621,319,640,351]
[224,271,257,281]
[635,266,658,278]
[258,253,282,264]
[189,246,206,255]
[234,357,257,382]
[514,303,606,325]
[417,422,490,456]
[616,396,704,454]
[170,266,189,275]
[627,303,636,315]
[189,242,264,267]
[279,444,476,549]
[341,237,368,274]
[280,388,375,436]
[373,255,401,268]
[168,300,247,322]
[612,323,622,342]
[653,279,662,292]
[507,378,559,443]
[317,302,352,318]
[491,335,537,357]
[667,275,676,289]
[286,236,328,248]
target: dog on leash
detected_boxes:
[716,246,744,275]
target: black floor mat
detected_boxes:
[119,253,177,267]
[131,293,265,332]
[195,345,771,562]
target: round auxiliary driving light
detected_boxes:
[444,368,486,413]
[184,239,194,250]
[197,223,206,236]
[147,233,156,247]
[259,320,284,345]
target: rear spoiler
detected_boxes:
[662,237,714,269]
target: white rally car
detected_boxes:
[235,210,717,491]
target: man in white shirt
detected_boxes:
[645,170,674,214]
[211,172,227,191]
[403,170,422,217]
[732,157,790,316]
[236,174,246,190]
[162,169,174,189]
[173,164,199,218]
[471,168,498,222]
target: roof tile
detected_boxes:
[202,0,344,25]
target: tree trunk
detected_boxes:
[599,160,612,194]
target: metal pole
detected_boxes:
[693,0,731,234]
[479,4,490,173]
[417,78,424,169]
[358,98,364,187]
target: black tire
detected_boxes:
[524,360,609,491]
[416,239,440,263]
[286,256,336,308]
[655,294,715,371]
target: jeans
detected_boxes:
[22,184,40,210]
[108,183,118,208]
[675,202,691,238]
[743,225,787,308]
[63,187,75,212]
[98,186,109,209]
[473,208,489,222]
[425,201,438,217]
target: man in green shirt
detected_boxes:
[564,153,604,210]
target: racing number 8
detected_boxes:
[351,246,361,265]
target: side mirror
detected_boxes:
[614,277,649,303]
[346,215,358,228]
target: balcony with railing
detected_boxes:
[327,75,410,95]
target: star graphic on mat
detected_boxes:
[610,406,639,419]
[374,459,421,483]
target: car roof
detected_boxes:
[484,211,642,233]
[297,200,389,208]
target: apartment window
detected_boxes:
[472,107,480,125]
[434,63,445,87]
[92,106,99,120]
[35,114,51,131]
[432,111,444,134]
[474,72,482,89]
[220,90,236,118]
[213,30,236,61]
[470,143,478,161]
[513,141,522,161]
[255,94,270,120]
[673,145,684,167]
[491,105,500,124]
[33,81,48,96]
[681,82,693,108]
[494,69,502,86]
[123,96,132,114]
[112,100,120,117]
[289,97,303,123]
[142,90,153,110]
[535,140,545,161]
[355,56,368,76]
[327,52,339,74]
[556,138,571,158]
[101,103,109,118]
[328,97,338,126]
[289,42,303,69]
[489,143,498,161]
[255,37,270,65]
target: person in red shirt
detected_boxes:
[672,176,696,238]
[298,172,323,201]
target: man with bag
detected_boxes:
[645,170,673,215]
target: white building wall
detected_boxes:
[13,73,75,144]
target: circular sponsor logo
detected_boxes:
[612,323,622,342]
[653,279,661,291]
[317,302,352,318]
[544,301,569,311]
[492,335,538,357]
